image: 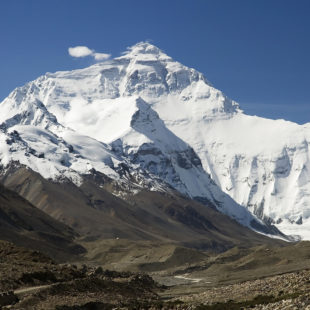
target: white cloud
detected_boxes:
[68,46,111,62]
[94,52,111,61]
[68,46,93,58]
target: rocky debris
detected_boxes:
[252,294,310,310]
[13,273,164,309]
[5,239,310,309]
[0,241,175,309]
[0,241,90,293]
[177,270,310,309]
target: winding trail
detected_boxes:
[14,284,53,297]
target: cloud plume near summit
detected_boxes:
[68,46,110,61]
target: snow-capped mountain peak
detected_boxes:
[118,41,171,60]
[1,42,309,239]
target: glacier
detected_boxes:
[0,42,309,238]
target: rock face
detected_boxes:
[0,42,309,238]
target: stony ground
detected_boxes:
[174,269,310,309]
[0,240,85,292]
[3,240,310,309]
[0,241,182,309]
[13,274,163,310]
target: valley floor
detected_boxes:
[2,240,310,309]
[163,270,310,309]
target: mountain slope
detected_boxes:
[0,181,84,261]
[0,42,308,238]
[0,165,283,251]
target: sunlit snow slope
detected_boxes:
[1,42,309,238]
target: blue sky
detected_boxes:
[0,0,309,123]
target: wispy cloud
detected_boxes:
[68,46,111,61]
[93,52,110,61]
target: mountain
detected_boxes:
[0,181,84,261]
[0,165,282,252]
[0,42,308,238]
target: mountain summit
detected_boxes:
[0,42,309,239]
[119,42,171,59]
